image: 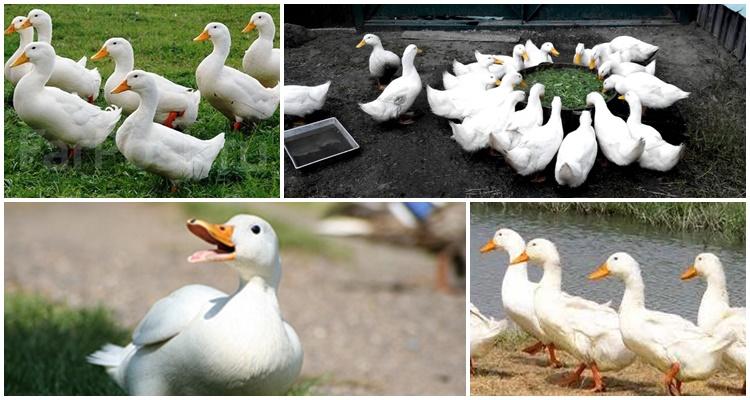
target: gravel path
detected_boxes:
[4,203,466,395]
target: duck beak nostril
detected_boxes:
[188,218,196,224]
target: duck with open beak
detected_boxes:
[187,219,236,263]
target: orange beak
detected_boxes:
[356,39,366,48]
[573,53,582,65]
[111,79,131,94]
[479,240,497,253]
[10,51,29,68]
[242,21,256,33]
[4,22,16,35]
[193,30,210,42]
[588,262,610,280]
[186,219,237,263]
[91,46,109,61]
[522,51,529,61]
[493,57,503,65]
[510,251,529,265]
[588,59,596,70]
[550,48,560,57]
[20,18,32,29]
[680,265,698,280]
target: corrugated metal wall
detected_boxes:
[697,4,746,63]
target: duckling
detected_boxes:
[573,43,594,67]
[555,111,597,188]
[452,50,502,76]
[112,71,225,191]
[453,91,525,153]
[621,91,684,171]
[356,33,400,90]
[360,44,422,124]
[283,81,331,119]
[598,59,655,79]
[242,12,280,88]
[586,92,644,166]
[524,40,559,68]
[501,96,563,178]
[4,16,33,86]
[603,73,689,109]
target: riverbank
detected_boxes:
[471,331,744,396]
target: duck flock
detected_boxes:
[288,33,692,188]
[5,9,280,190]
[471,229,746,395]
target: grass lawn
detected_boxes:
[5,292,319,395]
[4,4,280,198]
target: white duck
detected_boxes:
[501,96,563,177]
[283,81,331,118]
[88,215,303,395]
[360,44,422,124]
[23,9,101,102]
[608,35,658,63]
[492,83,545,149]
[682,253,746,393]
[437,72,522,119]
[427,72,499,120]
[621,91,684,171]
[493,44,528,73]
[452,91,525,152]
[555,110,597,188]
[11,42,120,159]
[195,22,279,130]
[590,253,735,395]
[479,229,563,367]
[573,43,594,67]
[442,69,497,91]
[92,38,200,130]
[452,50,501,76]
[586,92,644,166]
[515,239,636,392]
[524,40,559,68]
[470,303,507,373]
[241,12,280,88]
[111,70,225,191]
[603,73,689,109]
[4,16,33,85]
[598,59,655,79]
[356,33,400,90]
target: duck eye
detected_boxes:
[31,46,36,50]
[212,25,217,29]
[134,74,139,78]
[251,225,261,234]
[614,257,619,261]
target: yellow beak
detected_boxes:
[588,262,610,280]
[510,251,529,265]
[479,240,497,253]
[550,48,560,57]
[681,265,698,280]
[520,80,527,88]
[193,30,210,42]
[20,18,32,29]
[416,47,423,54]
[495,79,501,86]
[356,39,366,48]
[10,51,29,68]
[494,57,503,65]
[91,46,109,61]
[597,75,603,81]
[242,21,256,33]
[4,22,16,35]
[588,59,596,70]
[522,51,529,61]
[618,95,625,100]
[573,53,582,65]
[111,79,131,94]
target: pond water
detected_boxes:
[470,205,746,323]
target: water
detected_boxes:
[470,206,746,323]
[285,125,354,167]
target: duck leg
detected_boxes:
[546,343,563,368]
[434,249,455,294]
[169,180,178,193]
[589,361,606,392]
[163,111,184,129]
[376,78,386,91]
[663,362,681,396]
[522,341,544,355]
[232,121,242,131]
[398,112,416,125]
[87,95,94,103]
[558,362,586,387]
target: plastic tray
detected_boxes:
[284,117,360,169]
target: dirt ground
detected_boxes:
[471,335,744,396]
[4,203,466,395]
[284,24,745,198]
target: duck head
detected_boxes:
[23,9,50,30]
[243,11,273,33]
[5,16,30,35]
[589,252,640,281]
[111,70,155,94]
[511,238,560,266]
[480,228,526,258]
[502,72,523,88]
[579,110,592,127]
[574,43,585,64]
[402,43,422,59]
[91,37,133,61]
[356,33,380,48]
[187,215,281,287]
[529,83,545,99]
[597,61,612,80]
[514,44,529,61]
[601,75,622,93]
[585,91,604,107]
[541,42,559,57]
[10,41,54,68]
[682,253,722,281]
[194,22,229,44]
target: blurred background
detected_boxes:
[5,202,466,395]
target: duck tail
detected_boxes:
[556,162,576,186]
[709,327,737,353]
[452,59,469,76]
[193,132,226,180]
[359,100,389,122]
[310,81,331,103]
[442,71,459,90]
[87,343,134,390]
[77,56,87,67]
[175,90,201,129]
[627,137,646,163]
[426,86,459,119]
[645,60,656,75]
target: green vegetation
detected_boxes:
[4,4,280,198]
[477,202,745,242]
[5,292,319,395]
[5,292,128,395]
[523,65,605,109]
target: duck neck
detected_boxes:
[235,258,282,293]
[527,92,541,109]
[702,271,730,307]
[17,28,32,50]
[20,58,54,89]
[503,244,529,282]
[594,98,612,117]
[402,52,416,76]
[131,86,159,122]
[258,24,275,41]
[206,36,230,72]
[627,100,642,124]
[35,21,52,43]
[620,271,646,311]
[112,50,135,77]
[538,259,562,293]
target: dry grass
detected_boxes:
[471,333,744,396]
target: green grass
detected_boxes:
[5,292,319,395]
[4,4,280,198]
[476,202,745,242]
[5,292,128,395]
[523,65,604,109]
